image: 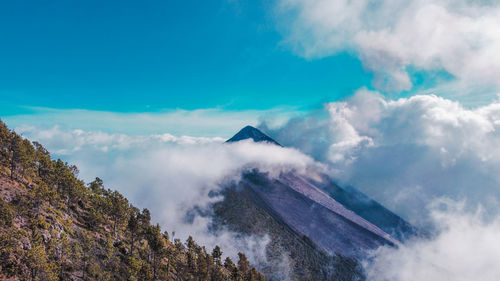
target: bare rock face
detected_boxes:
[241,170,397,257]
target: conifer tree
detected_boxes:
[109,190,128,238]
[33,141,52,181]
[8,134,22,180]
[237,252,250,273]
[127,208,140,254]
[212,245,222,266]
[146,223,166,279]
[224,257,235,271]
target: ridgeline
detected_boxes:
[0,119,265,281]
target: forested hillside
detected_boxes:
[213,185,364,281]
[0,119,265,281]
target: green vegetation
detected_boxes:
[212,186,364,281]
[0,119,265,281]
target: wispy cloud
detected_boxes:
[5,106,301,137]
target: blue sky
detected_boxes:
[2,0,498,137]
[0,0,372,116]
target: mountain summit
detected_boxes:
[226,125,282,146]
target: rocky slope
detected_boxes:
[213,126,415,280]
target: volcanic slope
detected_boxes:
[213,126,414,280]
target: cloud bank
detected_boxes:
[364,200,500,281]
[276,0,500,96]
[6,106,298,137]
[15,125,317,266]
[14,92,500,279]
[14,90,500,280]
[262,89,500,226]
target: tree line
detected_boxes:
[0,119,265,281]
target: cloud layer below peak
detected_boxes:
[263,89,500,225]
[12,90,500,279]
[365,200,500,281]
[13,124,317,271]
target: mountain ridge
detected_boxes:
[212,126,416,280]
[0,120,266,281]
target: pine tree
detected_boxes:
[33,141,53,181]
[197,250,209,280]
[146,224,166,280]
[186,235,196,251]
[8,134,23,180]
[224,257,235,270]
[0,120,11,165]
[109,190,128,238]
[237,252,250,273]
[127,208,140,255]
[212,245,222,266]
[19,138,36,177]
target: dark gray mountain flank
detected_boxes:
[216,126,415,280]
[310,175,416,242]
[245,171,397,254]
[213,176,365,281]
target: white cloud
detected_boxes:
[14,92,500,279]
[15,124,225,156]
[275,0,500,95]
[15,125,318,267]
[262,89,500,226]
[6,106,299,137]
[364,200,500,281]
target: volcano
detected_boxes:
[213,126,415,280]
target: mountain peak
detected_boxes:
[226,125,282,146]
